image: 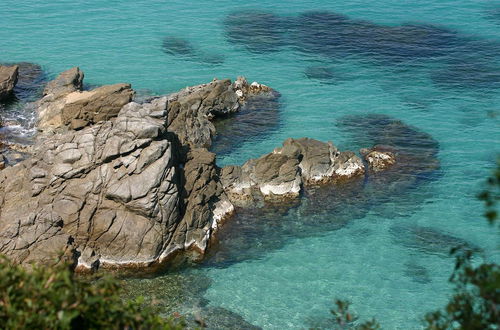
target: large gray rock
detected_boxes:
[221,137,366,205]
[0,97,233,271]
[0,65,19,101]
[37,68,134,131]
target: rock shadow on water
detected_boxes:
[211,89,281,156]
[162,35,225,66]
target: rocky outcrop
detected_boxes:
[167,77,275,150]
[0,65,19,101]
[0,98,180,269]
[221,137,366,205]
[0,66,401,273]
[0,70,264,271]
[0,96,233,271]
[360,145,396,172]
[37,67,134,131]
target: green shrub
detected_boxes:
[0,257,184,329]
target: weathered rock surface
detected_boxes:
[0,69,287,271]
[37,67,134,131]
[174,148,234,258]
[43,66,84,99]
[0,65,19,101]
[221,137,366,205]
[360,145,396,172]
[0,97,232,271]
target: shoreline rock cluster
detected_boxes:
[0,65,396,273]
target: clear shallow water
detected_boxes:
[1,1,500,329]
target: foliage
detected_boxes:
[0,257,185,329]
[310,299,381,330]
[478,158,500,226]
[425,158,500,329]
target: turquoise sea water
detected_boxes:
[1,1,499,328]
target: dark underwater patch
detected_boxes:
[224,10,500,90]
[162,35,225,66]
[484,6,500,25]
[162,36,195,56]
[404,261,432,284]
[0,62,47,105]
[431,59,500,92]
[390,224,481,257]
[224,10,289,53]
[304,65,336,83]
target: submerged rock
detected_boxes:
[404,261,432,284]
[206,116,440,267]
[162,36,195,56]
[0,65,19,101]
[390,224,481,257]
[162,36,225,66]
[304,66,335,83]
[224,10,288,53]
[37,67,134,131]
[14,62,47,101]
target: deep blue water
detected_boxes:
[1,1,499,328]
